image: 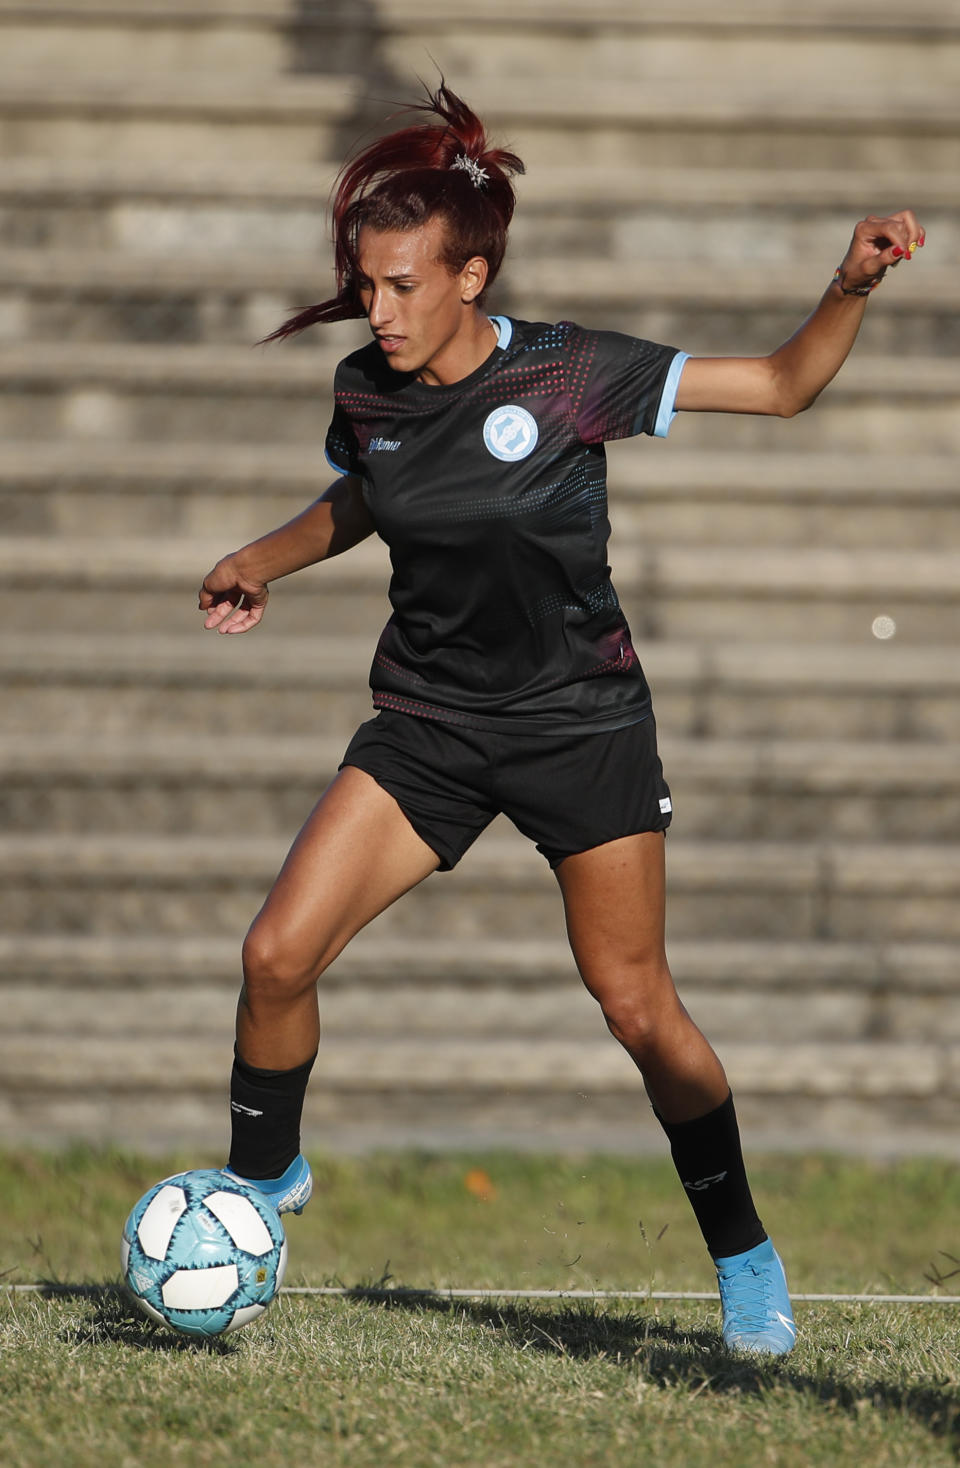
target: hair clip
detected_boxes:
[450,153,489,189]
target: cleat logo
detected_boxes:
[230,1102,264,1118]
[683,1171,728,1192]
[776,1312,797,1336]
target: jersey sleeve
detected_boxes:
[564,325,688,443]
[324,398,362,477]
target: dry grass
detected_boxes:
[1,1148,958,1466]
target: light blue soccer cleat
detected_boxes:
[715,1237,797,1356]
[222,1154,313,1216]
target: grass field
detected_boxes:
[2,1149,959,1466]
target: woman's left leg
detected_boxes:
[554,829,725,1122]
[555,831,796,1355]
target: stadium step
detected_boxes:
[610,452,960,551]
[504,260,949,358]
[0,534,392,635]
[4,634,959,742]
[0,71,364,166]
[3,950,952,1053]
[3,1081,956,1154]
[1,1032,956,1102]
[1,158,953,262]
[3,732,959,843]
[3,341,957,452]
[1,534,956,644]
[0,69,957,171]
[3,831,960,943]
[6,0,959,86]
[1,927,957,1074]
[0,249,951,357]
[0,932,957,1152]
[3,443,956,550]
[5,930,956,993]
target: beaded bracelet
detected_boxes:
[832,266,883,297]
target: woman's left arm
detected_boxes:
[675,211,925,418]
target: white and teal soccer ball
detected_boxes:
[121,1169,287,1337]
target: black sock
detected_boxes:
[656,1090,766,1260]
[227,1047,316,1180]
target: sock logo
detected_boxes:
[230,1101,264,1118]
[683,1170,728,1192]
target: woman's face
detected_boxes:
[356,217,489,386]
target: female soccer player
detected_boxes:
[199,85,923,1355]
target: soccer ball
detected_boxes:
[121,1169,288,1337]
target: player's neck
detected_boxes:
[416,312,499,388]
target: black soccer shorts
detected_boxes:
[340,708,673,871]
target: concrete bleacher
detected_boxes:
[2,0,958,1155]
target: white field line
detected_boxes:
[283,1288,960,1304]
[6,1284,960,1305]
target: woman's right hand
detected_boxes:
[198,555,269,634]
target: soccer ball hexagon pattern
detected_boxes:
[121,1169,288,1337]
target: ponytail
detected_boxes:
[262,82,524,341]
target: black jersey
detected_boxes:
[325,316,687,734]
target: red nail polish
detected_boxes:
[892,247,904,258]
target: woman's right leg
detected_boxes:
[238,764,441,1071]
[225,765,440,1196]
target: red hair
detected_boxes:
[263,83,524,341]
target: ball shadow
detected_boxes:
[38,1282,237,1355]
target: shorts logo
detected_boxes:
[482,405,539,462]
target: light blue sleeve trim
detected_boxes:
[653,351,689,438]
[490,314,513,349]
[324,447,350,476]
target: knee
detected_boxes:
[241,920,329,1003]
[597,964,683,1058]
[602,1000,660,1058]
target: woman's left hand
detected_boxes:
[675,208,928,418]
[835,211,925,294]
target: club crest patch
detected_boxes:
[482,405,539,462]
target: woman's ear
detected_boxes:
[460,255,490,304]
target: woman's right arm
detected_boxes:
[199,473,373,634]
